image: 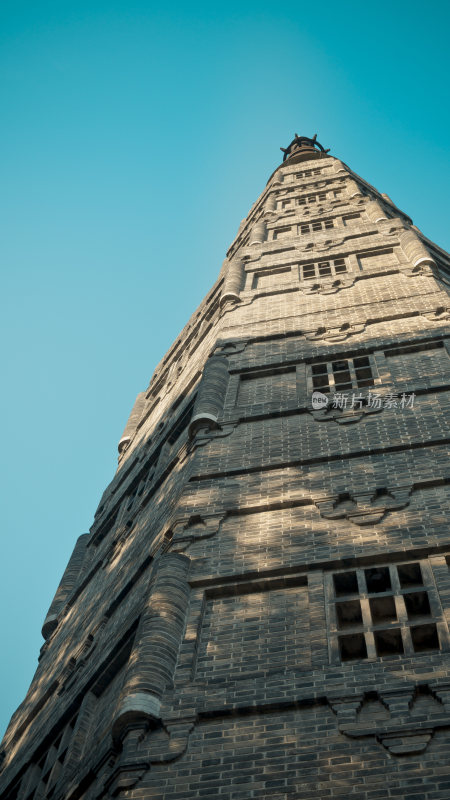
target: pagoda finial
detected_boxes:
[280,133,329,162]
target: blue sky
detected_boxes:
[1,0,449,738]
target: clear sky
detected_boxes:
[1,0,449,739]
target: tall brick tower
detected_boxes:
[2,135,450,800]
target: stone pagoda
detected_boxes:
[2,135,450,800]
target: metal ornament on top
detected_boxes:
[280,133,330,165]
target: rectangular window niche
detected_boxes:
[252,267,293,290]
[237,367,297,409]
[194,576,311,680]
[357,248,398,270]
[384,341,449,386]
[326,560,448,665]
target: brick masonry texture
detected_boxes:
[1,137,450,800]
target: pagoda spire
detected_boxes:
[280,132,330,164]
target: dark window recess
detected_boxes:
[411,623,440,652]
[146,440,163,470]
[300,219,334,235]
[23,623,139,800]
[404,591,431,619]
[374,628,404,657]
[126,485,139,511]
[312,362,331,393]
[398,562,424,587]
[339,633,367,661]
[37,754,47,770]
[104,557,152,619]
[336,600,363,629]
[300,258,347,281]
[170,393,186,412]
[310,355,376,394]
[123,395,198,515]
[331,560,443,663]
[21,710,80,800]
[92,508,119,547]
[365,567,391,594]
[91,624,137,696]
[145,397,196,465]
[436,260,450,280]
[370,595,397,624]
[298,191,326,206]
[333,571,359,596]
[3,784,21,800]
[353,356,373,387]
[332,359,352,392]
[296,168,322,179]
[166,398,195,445]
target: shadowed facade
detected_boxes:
[2,135,450,800]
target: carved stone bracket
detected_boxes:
[399,264,435,278]
[147,718,196,763]
[380,223,404,238]
[328,696,363,722]
[104,727,149,796]
[310,401,382,425]
[430,683,450,711]
[300,276,356,296]
[168,514,226,553]
[58,684,450,799]
[316,486,412,525]
[332,687,449,756]
[190,422,237,450]
[305,322,366,343]
[213,341,248,357]
[103,718,195,795]
[422,306,450,324]
[309,235,347,252]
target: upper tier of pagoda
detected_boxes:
[280,133,330,164]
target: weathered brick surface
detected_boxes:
[1,138,450,800]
